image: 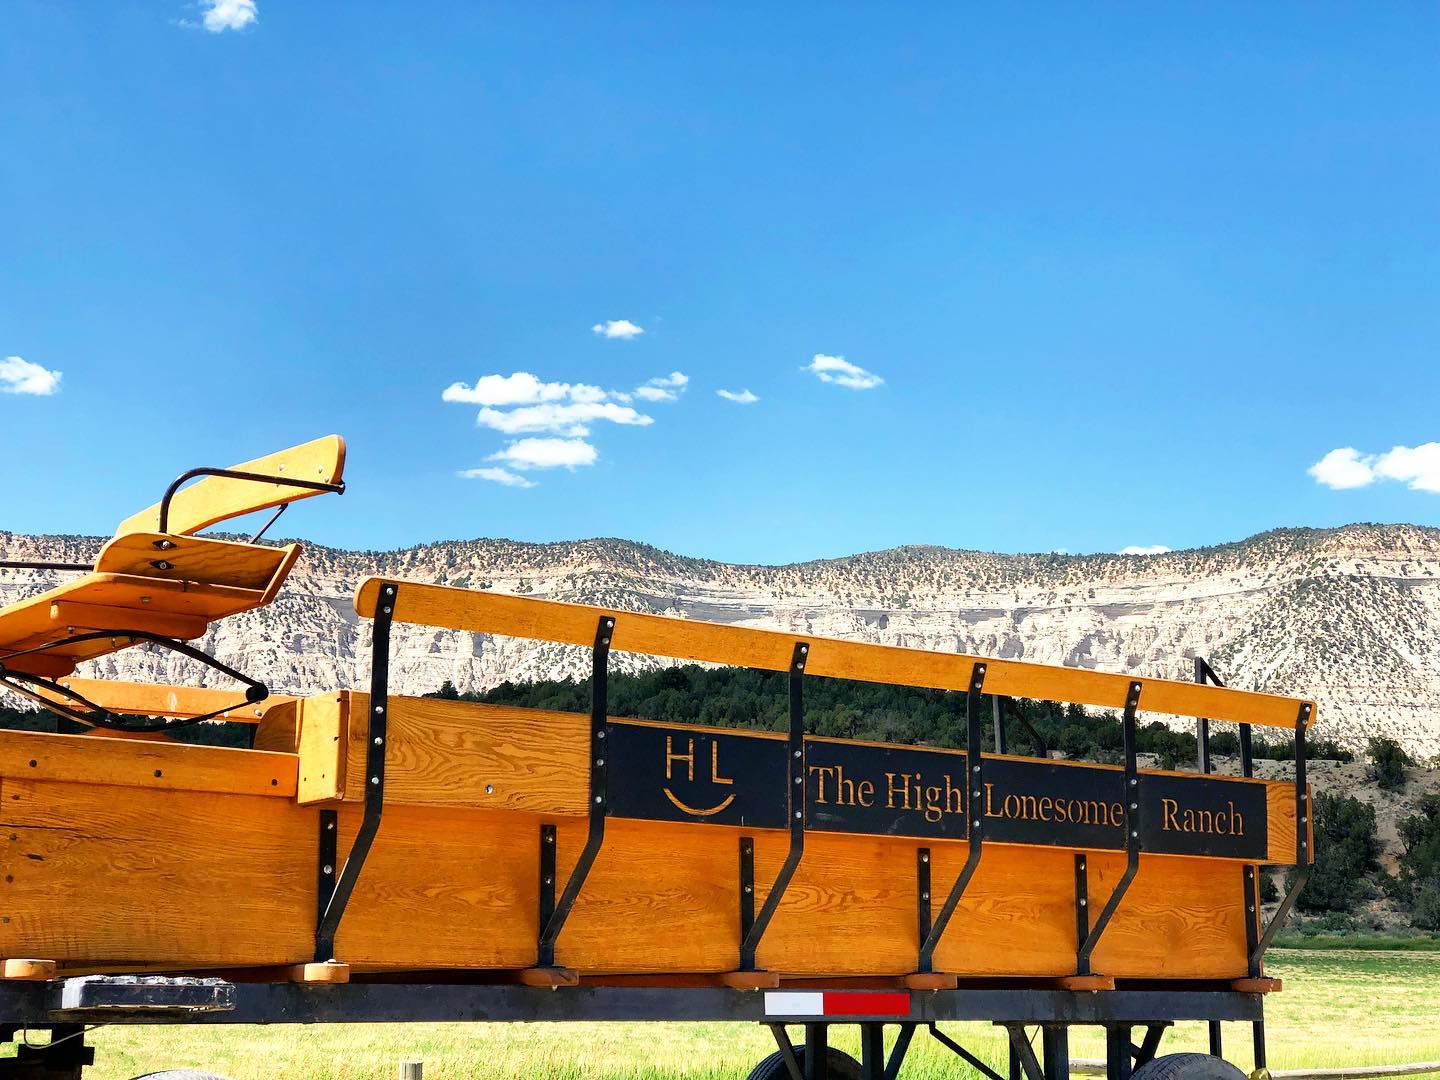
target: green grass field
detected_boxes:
[19,951,1439,1079]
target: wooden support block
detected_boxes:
[289,961,349,984]
[719,970,781,989]
[517,966,579,988]
[2,960,58,981]
[1056,974,1116,991]
[1231,977,1281,994]
[902,972,959,990]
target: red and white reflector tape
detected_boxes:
[763,991,912,1018]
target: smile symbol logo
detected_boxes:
[663,735,735,817]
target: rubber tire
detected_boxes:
[131,1072,234,1080]
[1131,1053,1249,1080]
[745,1046,865,1080]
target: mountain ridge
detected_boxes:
[3,522,1438,755]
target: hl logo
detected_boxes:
[662,734,736,817]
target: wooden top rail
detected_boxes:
[353,579,1316,730]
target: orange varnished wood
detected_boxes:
[54,679,294,724]
[353,581,1316,730]
[95,534,293,592]
[0,729,295,798]
[115,435,346,537]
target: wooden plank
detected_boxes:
[353,581,1316,730]
[295,693,345,802]
[95,533,292,592]
[116,434,346,537]
[0,729,296,798]
[1265,781,1308,865]
[329,693,589,814]
[0,778,314,967]
[53,679,294,723]
[49,602,209,641]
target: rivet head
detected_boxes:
[972,820,980,828]
[794,750,802,758]
[1080,898,1088,907]
[373,736,383,745]
[323,865,333,874]
[374,705,384,714]
[595,795,603,803]
[383,606,392,614]
[920,854,929,863]
[744,885,753,893]
[1132,830,1139,838]
[596,759,605,767]
[1130,803,1138,810]
[597,731,606,739]
[370,776,379,785]
[485,784,494,794]
[795,811,802,819]
[922,891,930,900]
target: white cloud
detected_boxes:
[1373,443,1440,494]
[1308,447,1376,490]
[0,357,62,396]
[805,353,883,390]
[490,437,598,471]
[1119,545,1172,556]
[1308,443,1440,494]
[476,401,653,437]
[592,319,645,340]
[634,371,689,402]
[442,372,604,407]
[717,388,759,404]
[199,0,257,32]
[458,466,536,489]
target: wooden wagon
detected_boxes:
[0,438,1314,1080]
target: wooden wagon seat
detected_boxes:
[0,435,346,681]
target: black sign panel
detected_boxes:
[604,721,1268,860]
[604,721,787,829]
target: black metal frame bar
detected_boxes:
[0,560,92,572]
[314,582,396,962]
[1250,702,1312,970]
[1076,681,1142,976]
[739,641,809,972]
[931,1023,1008,1080]
[537,615,614,969]
[916,661,986,973]
[155,467,345,535]
[0,630,268,733]
[1194,657,1253,778]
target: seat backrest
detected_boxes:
[115,435,346,537]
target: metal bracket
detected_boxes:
[537,615,614,968]
[1074,854,1089,953]
[931,1024,1009,1080]
[0,630,268,734]
[316,809,338,928]
[1196,657,1253,777]
[539,824,558,935]
[156,466,345,534]
[739,836,757,942]
[1076,681,1143,976]
[917,661,987,973]
[314,581,396,962]
[738,641,809,971]
[1250,702,1313,970]
[916,848,932,946]
[1242,866,1261,978]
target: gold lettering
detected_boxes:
[665,736,694,782]
[857,779,875,807]
[808,765,835,804]
[711,741,734,786]
[1162,798,1179,831]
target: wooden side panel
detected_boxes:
[115,435,346,537]
[334,693,589,815]
[0,778,313,967]
[1265,782,1305,865]
[355,581,1316,730]
[0,773,1249,979]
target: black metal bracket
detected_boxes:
[1250,702,1312,971]
[0,559,91,572]
[917,661,987,973]
[738,641,809,972]
[1004,1025,1047,1080]
[1074,854,1089,954]
[0,630,268,734]
[537,615,614,969]
[1242,866,1261,978]
[539,824,558,935]
[1076,681,1143,976]
[931,1023,1008,1080]
[156,466,345,535]
[314,581,396,962]
[739,836,757,942]
[1195,657,1253,778]
[916,847,932,946]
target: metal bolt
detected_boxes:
[922,891,930,901]
[1132,830,1139,838]
[383,607,392,615]
[974,790,981,798]
[1080,898,1088,907]
[485,784,494,794]
[794,750,801,758]
[795,811,802,819]
[544,833,554,844]
[602,637,610,646]
[1301,816,1308,824]
[1248,905,1255,913]
[973,765,980,773]
[800,644,808,653]
[795,776,802,784]
[920,853,929,863]
[973,820,980,828]
[1129,803,1138,810]
[597,731,605,740]
[374,705,384,714]
[371,776,379,785]
[596,759,604,767]
[595,795,603,803]
[323,865,333,875]
[1129,778,1138,786]
[373,736,383,745]
[326,821,335,831]
[545,875,553,885]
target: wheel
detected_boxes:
[745,1046,864,1080]
[1131,1053,1248,1080]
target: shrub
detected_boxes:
[1294,790,1382,914]
[1368,736,1413,791]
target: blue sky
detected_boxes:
[3,3,1438,564]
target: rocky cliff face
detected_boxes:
[3,524,1438,755]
